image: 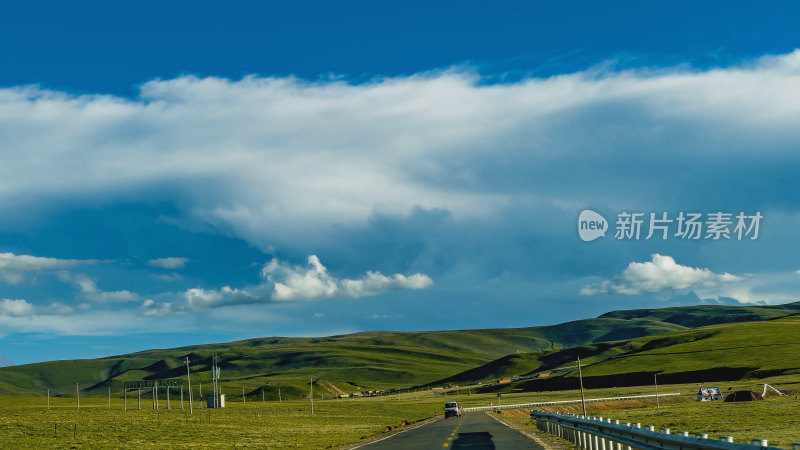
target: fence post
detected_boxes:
[751,439,768,447]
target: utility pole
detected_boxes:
[655,374,660,408]
[185,357,193,414]
[212,354,216,409]
[310,378,314,415]
[577,356,587,418]
[47,389,50,410]
[278,388,282,402]
[108,386,111,408]
[76,382,80,410]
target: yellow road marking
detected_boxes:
[442,444,449,448]
[447,437,452,440]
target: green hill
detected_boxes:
[1,301,798,398]
[479,314,800,393]
[599,302,800,327]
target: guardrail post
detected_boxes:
[719,436,734,443]
[678,431,689,437]
[660,428,670,435]
[751,439,768,447]
[634,423,641,428]
[696,433,709,439]
[646,425,655,432]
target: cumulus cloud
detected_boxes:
[147,257,189,269]
[0,252,102,284]
[141,255,433,316]
[0,298,76,317]
[141,286,248,316]
[57,272,139,303]
[0,299,35,317]
[581,254,741,296]
[263,255,433,301]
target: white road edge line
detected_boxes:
[343,417,443,450]
[487,411,555,450]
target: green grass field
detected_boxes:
[2,302,799,447]
[4,377,799,448]
[496,376,800,449]
[0,395,443,449]
[4,301,798,398]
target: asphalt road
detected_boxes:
[359,412,544,449]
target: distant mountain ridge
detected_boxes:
[0,301,797,397]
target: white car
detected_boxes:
[444,401,462,418]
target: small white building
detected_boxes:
[697,387,723,401]
[206,394,226,408]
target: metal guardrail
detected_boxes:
[462,393,682,412]
[530,410,799,450]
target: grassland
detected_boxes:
[3,301,799,398]
[0,317,694,397]
[2,302,800,448]
[502,380,800,449]
[478,315,800,393]
[0,395,442,449]
[3,377,799,449]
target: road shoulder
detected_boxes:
[487,410,570,450]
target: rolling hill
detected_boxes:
[475,314,800,393]
[1,301,798,398]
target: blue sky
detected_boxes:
[2,1,800,365]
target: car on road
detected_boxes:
[443,401,462,418]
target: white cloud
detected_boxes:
[581,254,741,296]
[4,52,800,251]
[58,272,140,303]
[141,255,433,316]
[0,252,102,284]
[147,257,189,269]
[0,299,35,317]
[263,255,433,302]
[0,299,75,317]
[153,273,183,282]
